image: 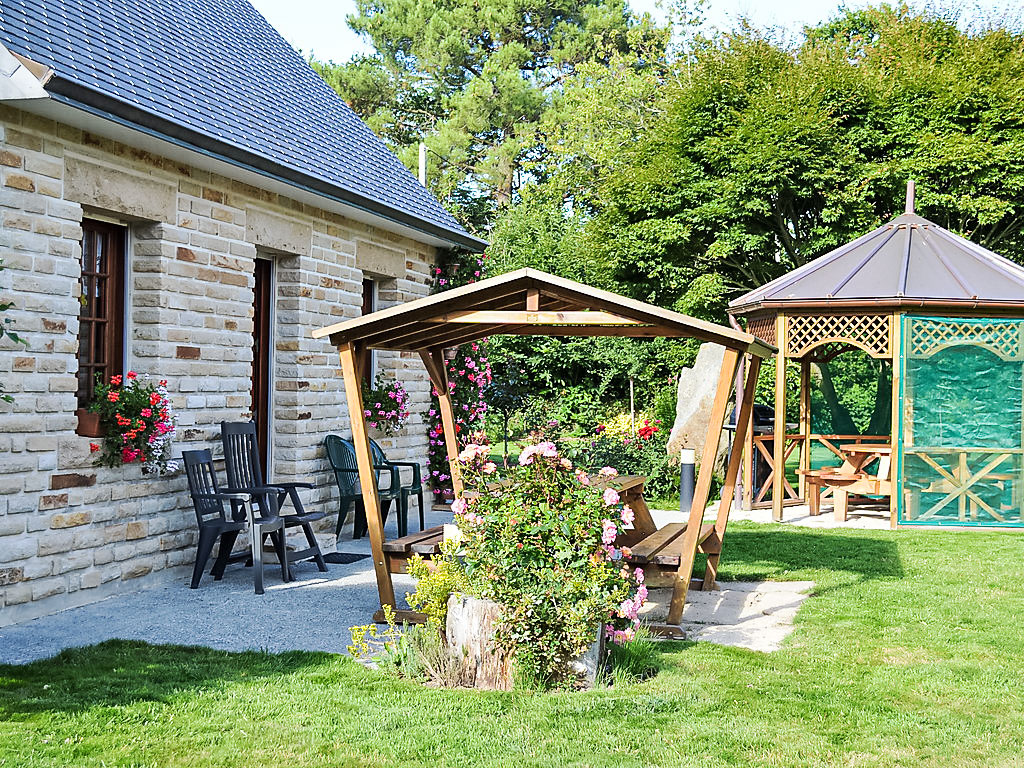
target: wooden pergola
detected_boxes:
[313,269,775,624]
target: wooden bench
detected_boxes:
[381,525,444,573]
[624,521,719,590]
[796,466,840,515]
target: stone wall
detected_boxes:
[0,104,439,625]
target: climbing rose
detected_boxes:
[603,488,620,506]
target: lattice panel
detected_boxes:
[743,314,776,346]
[907,318,1024,361]
[786,314,891,359]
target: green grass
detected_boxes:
[4,523,1024,767]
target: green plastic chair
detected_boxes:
[370,438,425,537]
[324,435,401,539]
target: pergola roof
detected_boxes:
[730,212,1024,315]
[313,268,775,357]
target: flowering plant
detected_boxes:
[426,345,491,501]
[361,374,411,436]
[87,372,178,474]
[450,441,646,686]
[425,250,491,502]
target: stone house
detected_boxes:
[0,0,484,625]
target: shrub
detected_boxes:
[452,441,647,687]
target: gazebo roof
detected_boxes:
[730,212,1024,315]
[313,268,774,357]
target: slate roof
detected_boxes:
[0,0,484,249]
[730,213,1024,313]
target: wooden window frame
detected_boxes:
[361,278,377,384]
[76,219,126,413]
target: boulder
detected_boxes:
[667,342,730,468]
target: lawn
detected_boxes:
[3,523,1024,767]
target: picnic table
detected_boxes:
[381,474,655,573]
[800,443,892,522]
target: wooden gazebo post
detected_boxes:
[772,314,788,522]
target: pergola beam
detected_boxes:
[438,310,645,326]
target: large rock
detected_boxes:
[667,342,730,468]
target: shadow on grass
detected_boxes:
[0,639,335,717]
[716,526,904,585]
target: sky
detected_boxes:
[248,0,1019,63]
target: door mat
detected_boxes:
[323,552,371,565]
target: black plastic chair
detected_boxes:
[370,438,425,537]
[221,421,328,574]
[324,434,401,539]
[182,449,289,594]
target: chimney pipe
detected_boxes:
[905,179,915,215]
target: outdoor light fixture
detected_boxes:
[443,347,458,361]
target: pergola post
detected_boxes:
[339,342,395,612]
[772,314,788,521]
[703,354,762,589]
[667,346,741,624]
[419,347,464,498]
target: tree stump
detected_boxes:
[445,595,606,689]
[445,595,512,690]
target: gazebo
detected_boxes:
[313,269,774,625]
[730,185,1024,528]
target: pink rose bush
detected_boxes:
[447,440,646,686]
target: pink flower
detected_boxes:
[451,498,468,515]
[618,598,639,621]
[636,584,648,605]
[559,457,572,469]
[603,488,620,506]
[620,505,634,525]
[601,519,617,545]
[140,408,152,418]
[599,466,618,478]
[518,445,538,465]
[575,469,591,486]
[482,462,497,474]
[634,567,644,584]
[539,441,557,458]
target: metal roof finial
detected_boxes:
[905,179,915,215]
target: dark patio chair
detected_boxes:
[221,421,328,574]
[324,434,401,539]
[182,449,290,594]
[370,438,425,537]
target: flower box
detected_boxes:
[76,408,104,438]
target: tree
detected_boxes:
[489,6,1024,311]
[314,0,668,229]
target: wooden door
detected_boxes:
[251,258,273,471]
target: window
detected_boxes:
[361,278,377,384]
[76,219,126,410]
